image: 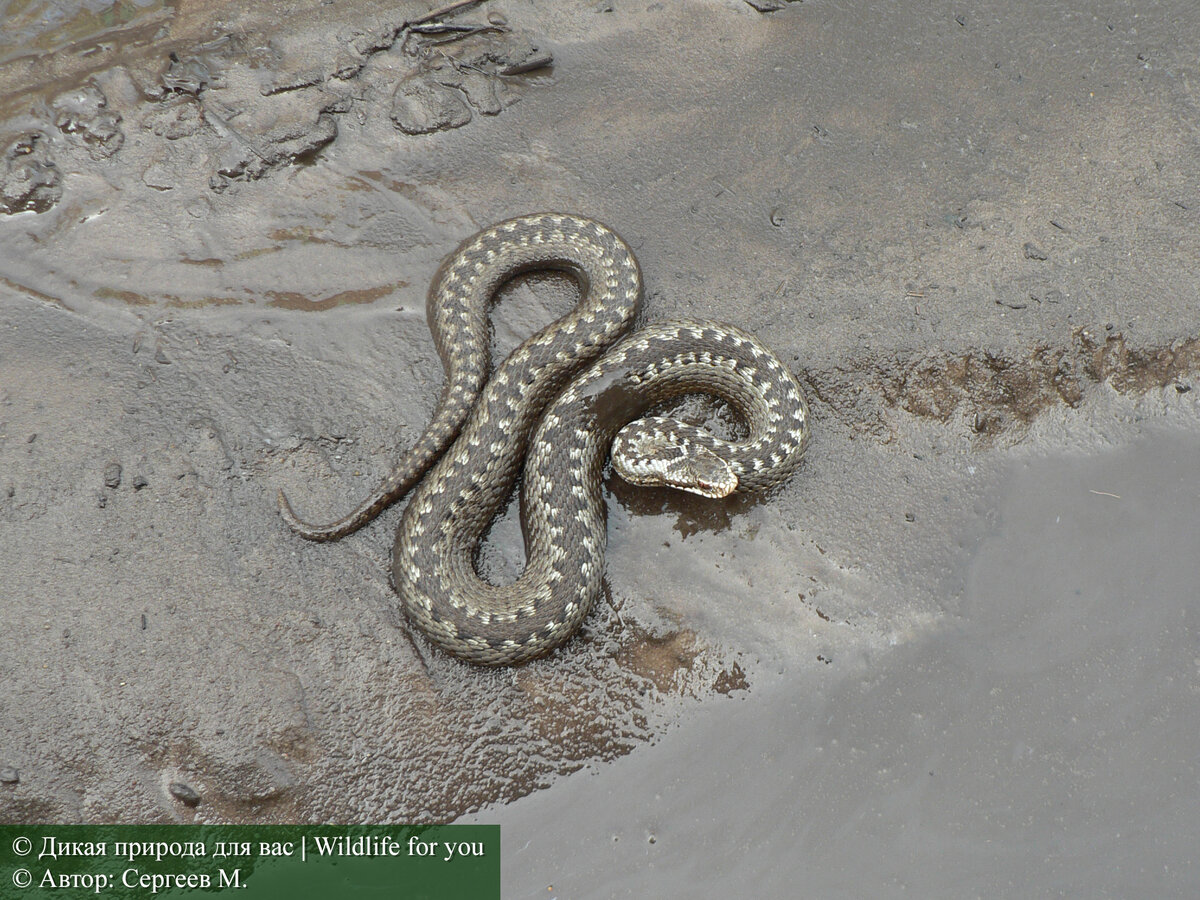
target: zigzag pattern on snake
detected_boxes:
[279,213,810,665]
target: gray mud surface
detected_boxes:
[1,0,1198,893]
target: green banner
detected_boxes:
[1,825,498,899]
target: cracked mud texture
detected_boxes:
[2,0,1199,877]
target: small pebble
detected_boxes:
[487,10,508,25]
[769,207,785,227]
[168,782,201,806]
[104,461,122,488]
[97,492,107,508]
[1023,242,1049,260]
[0,766,18,784]
[132,475,149,491]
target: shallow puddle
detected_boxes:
[475,430,1200,897]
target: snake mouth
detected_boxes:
[677,472,739,499]
[614,463,739,499]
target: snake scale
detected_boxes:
[279,213,810,665]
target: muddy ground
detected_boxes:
[1,0,1198,894]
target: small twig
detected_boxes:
[200,103,267,162]
[410,22,499,35]
[1088,489,1121,499]
[406,0,485,28]
[435,48,492,75]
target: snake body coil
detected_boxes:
[280,213,810,665]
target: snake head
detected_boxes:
[610,418,738,499]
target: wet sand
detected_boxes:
[1,0,1198,893]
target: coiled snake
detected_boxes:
[279,213,810,665]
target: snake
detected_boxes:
[279,213,810,665]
